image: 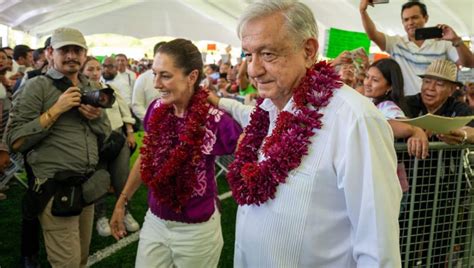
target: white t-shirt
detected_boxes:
[385,34,458,96]
[132,69,160,121]
[220,85,402,267]
[376,100,406,119]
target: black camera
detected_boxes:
[81,86,116,108]
[415,27,443,40]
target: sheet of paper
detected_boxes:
[395,114,474,134]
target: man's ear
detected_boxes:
[303,38,319,68]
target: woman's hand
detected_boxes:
[110,201,127,240]
[330,51,352,67]
[407,127,429,159]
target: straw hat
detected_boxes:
[418,59,463,87]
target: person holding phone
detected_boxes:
[359,0,474,96]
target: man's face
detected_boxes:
[242,12,315,106]
[338,63,356,87]
[217,77,228,89]
[25,51,34,67]
[34,52,46,70]
[116,55,127,71]
[4,48,13,58]
[102,57,117,80]
[51,45,86,76]
[421,77,455,111]
[220,63,230,74]
[402,6,428,39]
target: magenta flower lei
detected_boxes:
[140,89,209,212]
[227,61,342,205]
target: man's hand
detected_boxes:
[438,24,459,42]
[52,87,82,114]
[438,126,474,145]
[359,0,373,13]
[78,104,102,120]
[0,151,10,173]
[330,51,352,67]
[8,72,23,81]
[205,88,221,107]
[126,132,136,149]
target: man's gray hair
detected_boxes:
[237,0,318,47]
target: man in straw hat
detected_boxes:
[405,59,472,119]
[403,59,473,266]
[7,27,110,267]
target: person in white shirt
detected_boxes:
[102,57,133,106]
[359,0,474,96]
[131,42,166,121]
[115,53,136,95]
[208,0,402,266]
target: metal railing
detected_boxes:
[396,142,473,268]
[215,142,474,267]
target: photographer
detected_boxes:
[6,28,111,267]
[359,0,474,96]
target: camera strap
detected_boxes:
[45,74,73,92]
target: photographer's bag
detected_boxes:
[51,169,110,217]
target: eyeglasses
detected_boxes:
[102,64,115,69]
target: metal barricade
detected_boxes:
[396,142,474,268]
[215,143,474,267]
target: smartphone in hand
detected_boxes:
[415,27,443,40]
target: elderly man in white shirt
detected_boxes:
[209,0,402,267]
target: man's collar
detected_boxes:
[259,97,295,114]
[47,68,89,85]
[46,68,65,79]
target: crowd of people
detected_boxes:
[0,0,473,267]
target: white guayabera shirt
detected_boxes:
[219,85,402,267]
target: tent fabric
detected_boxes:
[0,0,472,47]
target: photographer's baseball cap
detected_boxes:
[50,27,87,50]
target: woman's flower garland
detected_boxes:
[227,61,342,205]
[140,89,209,212]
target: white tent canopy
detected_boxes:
[0,0,473,48]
